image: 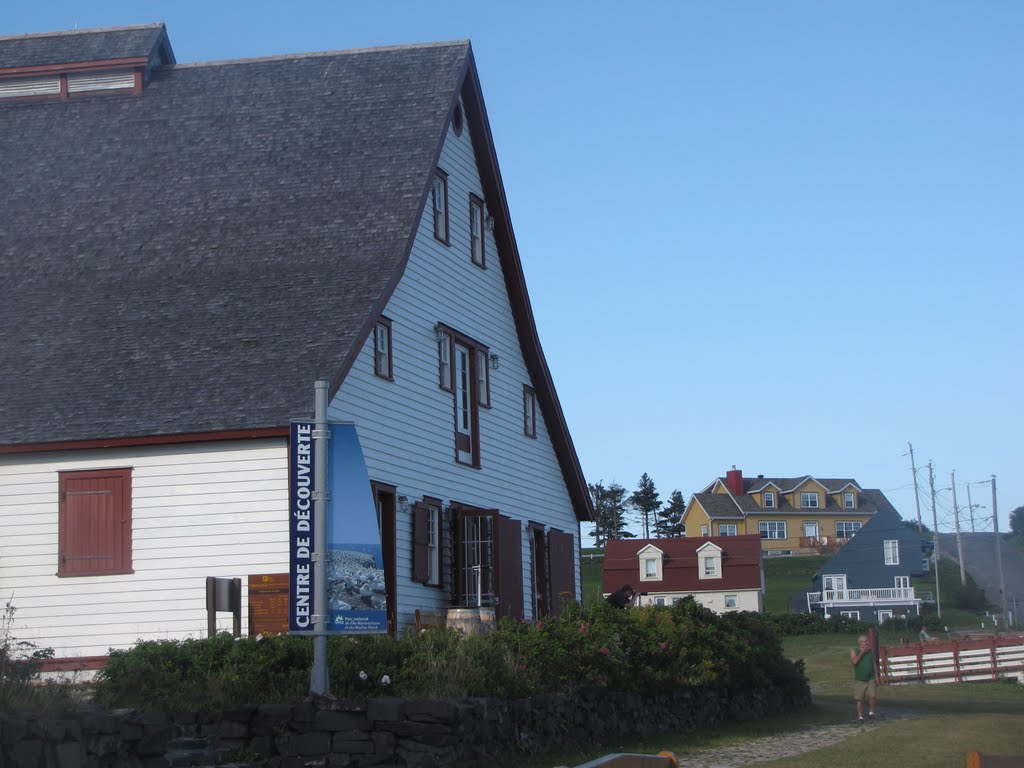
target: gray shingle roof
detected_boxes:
[692,493,744,520]
[0,24,170,69]
[0,38,469,445]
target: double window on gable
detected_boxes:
[883,539,899,565]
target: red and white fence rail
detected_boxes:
[879,634,1024,685]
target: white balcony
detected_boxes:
[806,587,917,611]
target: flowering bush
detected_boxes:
[93,599,807,712]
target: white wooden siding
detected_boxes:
[636,589,762,613]
[331,112,580,628]
[0,439,288,657]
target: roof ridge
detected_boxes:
[0,23,165,43]
[171,40,471,70]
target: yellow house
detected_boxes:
[682,467,889,556]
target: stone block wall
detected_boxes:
[0,683,810,767]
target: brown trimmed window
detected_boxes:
[374,318,393,380]
[412,497,443,587]
[469,194,485,268]
[523,385,537,438]
[58,468,133,577]
[436,324,489,467]
[431,170,449,244]
[455,507,497,606]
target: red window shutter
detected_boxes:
[58,468,132,577]
[547,529,576,617]
[497,516,524,621]
[412,502,429,584]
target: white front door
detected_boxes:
[803,521,819,539]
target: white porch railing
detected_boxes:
[806,587,916,610]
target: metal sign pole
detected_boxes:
[310,380,330,696]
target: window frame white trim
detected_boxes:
[883,539,900,565]
[763,491,775,509]
[800,492,819,509]
[759,520,787,540]
[718,523,737,536]
[431,170,449,244]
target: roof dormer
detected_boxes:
[696,541,723,580]
[0,24,174,102]
[638,544,664,582]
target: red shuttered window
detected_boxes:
[58,468,133,577]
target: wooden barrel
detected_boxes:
[446,607,496,635]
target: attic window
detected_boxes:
[0,69,138,101]
[67,71,136,93]
[0,76,60,98]
[452,102,464,136]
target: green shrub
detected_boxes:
[93,600,809,712]
[761,611,869,636]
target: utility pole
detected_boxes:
[952,470,967,586]
[929,462,941,618]
[966,483,976,533]
[908,442,923,534]
[992,476,1008,627]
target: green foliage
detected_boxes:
[93,600,808,712]
[588,481,633,545]
[1009,505,1023,536]
[936,555,990,611]
[656,490,686,539]
[630,473,661,539]
[760,611,869,636]
[1,596,60,713]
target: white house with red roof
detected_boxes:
[601,535,764,613]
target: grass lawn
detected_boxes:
[500,629,1024,767]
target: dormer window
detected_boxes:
[0,24,173,102]
[763,491,775,509]
[638,544,663,581]
[697,542,722,580]
[844,492,855,508]
[800,492,819,508]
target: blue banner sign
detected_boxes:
[289,421,387,634]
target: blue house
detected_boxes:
[806,505,926,623]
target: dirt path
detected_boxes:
[679,707,921,767]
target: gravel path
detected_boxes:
[679,708,921,767]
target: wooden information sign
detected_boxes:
[248,573,291,635]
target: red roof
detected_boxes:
[601,535,763,594]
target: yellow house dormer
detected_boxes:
[789,478,827,510]
[831,483,861,510]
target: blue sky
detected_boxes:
[7,2,1021,537]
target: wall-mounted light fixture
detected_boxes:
[485,214,496,232]
[397,495,409,514]
[433,324,447,343]
[489,353,499,370]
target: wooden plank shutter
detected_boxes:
[58,468,132,577]
[497,516,524,621]
[547,529,576,617]
[412,502,429,583]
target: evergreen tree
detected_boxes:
[1010,505,1024,536]
[655,490,686,538]
[630,473,661,539]
[588,481,633,546]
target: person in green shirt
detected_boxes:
[850,634,877,723]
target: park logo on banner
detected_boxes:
[288,421,387,634]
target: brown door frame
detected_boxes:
[371,481,398,635]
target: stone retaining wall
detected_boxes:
[0,683,810,767]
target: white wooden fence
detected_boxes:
[879,634,1024,684]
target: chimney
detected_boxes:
[726,466,743,496]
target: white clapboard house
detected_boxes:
[0,24,593,668]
